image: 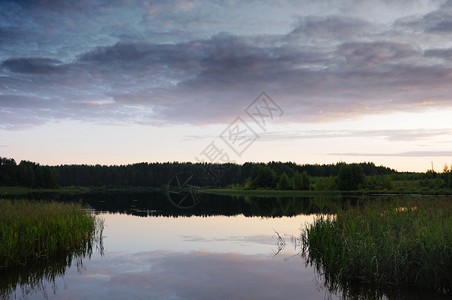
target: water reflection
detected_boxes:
[9,191,345,217]
[1,193,449,299]
[15,250,339,300]
[0,213,104,300]
[3,244,447,299]
[0,242,101,299]
[165,172,203,209]
[309,265,451,300]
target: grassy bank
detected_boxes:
[301,198,452,295]
[202,188,342,197]
[0,186,92,195]
[0,186,160,195]
[203,188,452,197]
[2,185,451,197]
[0,199,100,269]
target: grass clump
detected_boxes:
[0,199,99,269]
[301,198,452,295]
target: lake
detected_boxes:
[0,192,449,299]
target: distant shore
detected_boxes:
[2,186,452,196]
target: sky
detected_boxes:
[1,0,452,172]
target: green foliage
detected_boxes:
[276,172,291,190]
[3,156,452,192]
[337,164,365,190]
[249,164,277,189]
[301,199,452,295]
[0,200,101,269]
[300,161,395,177]
[443,164,452,189]
[292,171,311,190]
[0,158,59,188]
[301,171,311,190]
[0,158,17,186]
[293,172,303,190]
[425,169,437,179]
[364,175,393,190]
[314,176,338,190]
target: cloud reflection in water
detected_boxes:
[49,250,336,300]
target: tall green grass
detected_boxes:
[301,198,452,295]
[0,199,101,269]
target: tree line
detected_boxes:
[1,156,451,191]
[0,158,59,188]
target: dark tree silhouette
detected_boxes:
[337,164,365,191]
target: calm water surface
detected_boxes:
[0,193,448,299]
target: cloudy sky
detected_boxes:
[1,0,452,171]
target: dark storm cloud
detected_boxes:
[1,0,452,129]
[2,58,66,74]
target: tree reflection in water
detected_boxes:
[0,220,104,300]
[4,192,435,300]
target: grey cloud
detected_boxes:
[2,32,451,128]
[330,151,452,157]
[336,41,419,67]
[0,26,41,61]
[2,0,113,13]
[0,26,27,43]
[424,1,452,33]
[79,41,203,73]
[0,94,49,108]
[290,15,372,40]
[424,47,452,60]
[2,1,452,129]
[0,0,123,62]
[186,128,452,143]
[428,20,452,32]
[0,109,48,130]
[2,58,66,74]
[395,0,452,34]
[263,129,452,142]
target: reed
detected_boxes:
[301,198,452,295]
[0,199,99,269]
